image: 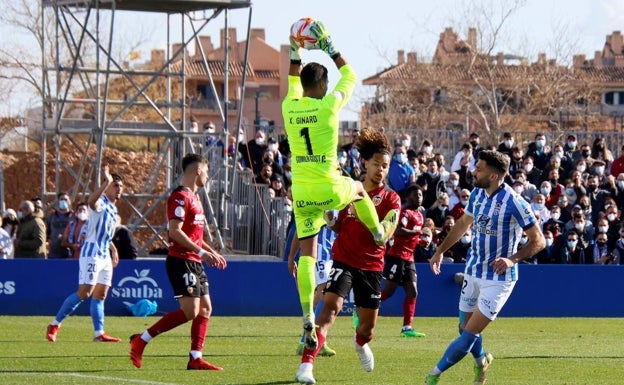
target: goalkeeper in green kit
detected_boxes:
[282,18,398,355]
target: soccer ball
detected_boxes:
[290,17,317,49]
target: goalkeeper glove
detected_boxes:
[310,21,340,59]
[289,35,302,64]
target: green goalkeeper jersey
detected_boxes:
[282,64,357,184]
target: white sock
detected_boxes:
[140,330,152,343]
[190,350,202,359]
[50,320,60,326]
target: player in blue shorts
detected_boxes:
[425,150,545,385]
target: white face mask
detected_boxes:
[76,212,88,222]
[545,238,553,247]
[524,164,533,173]
[598,226,609,233]
[401,139,410,148]
[618,181,624,190]
[608,213,617,222]
[551,212,560,221]
[268,144,278,152]
[577,165,586,172]
[460,235,471,245]
[575,223,584,231]
[424,146,433,154]
[255,137,265,146]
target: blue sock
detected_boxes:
[55,292,84,324]
[458,312,485,359]
[314,298,324,321]
[436,329,479,372]
[90,298,105,334]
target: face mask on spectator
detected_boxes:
[540,187,551,195]
[618,181,624,190]
[598,225,609,233]
[551,212,560,221]
[533,203,544,211]
[460,235,471,245]
[575,223,584,231]
[577,165,586,172]
[77,212,88,221]
[401,139,410,148]
[58,200,69,211]
[536,139,545,148]
[567,140,576,148]
[608,213,617,222]
[524,164,533,173]
[504,139,513,148]
[394,153,407,164]
[349,148,360,158]
[567,240,577,248]
[255,137,265,146]
[268,144,278,152]
[545,238,553,247]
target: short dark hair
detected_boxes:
[181,153,208,172]
[300,62,328,91]
[111,173,123,183]
[478,150,509,177]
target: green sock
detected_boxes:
[353,194,381,234]
[297,256,316,321]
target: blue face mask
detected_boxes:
[59,200,69,211]
[349,148,360,158]
[17,211,23,219]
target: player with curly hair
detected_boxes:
[294,128,401,384]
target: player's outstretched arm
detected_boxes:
[430,214,472,275]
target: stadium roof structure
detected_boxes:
[43,0,251,13]
[41,0,254,254]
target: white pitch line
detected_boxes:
[54,372,182,385]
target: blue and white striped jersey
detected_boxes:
[80,195,118,259]
[284,220,336,263]
[464,183,537,281]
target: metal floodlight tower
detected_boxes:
[40,0,253,255]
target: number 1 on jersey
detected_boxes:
[300,127,313,155]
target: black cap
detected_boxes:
[469,132,479,138]
[270,173,283,183]
[567,134,576,140]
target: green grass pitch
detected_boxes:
[1,315,623,384]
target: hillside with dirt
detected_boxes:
[0,146,167,250]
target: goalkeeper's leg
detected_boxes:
[297,236,319,350]
[352,190,398,245]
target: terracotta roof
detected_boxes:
[363,62,571,86]
[575,67,624,84]
[170,58,279,80]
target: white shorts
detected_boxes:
[78,255,113,286]
[315,259,333,286]
[458,274,516,321]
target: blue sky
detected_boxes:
[3,0,624,120]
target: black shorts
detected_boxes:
[166,256,209,298]
[383,255,417,284]
[324,260,382,309]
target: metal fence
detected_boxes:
[197,127,624,258]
